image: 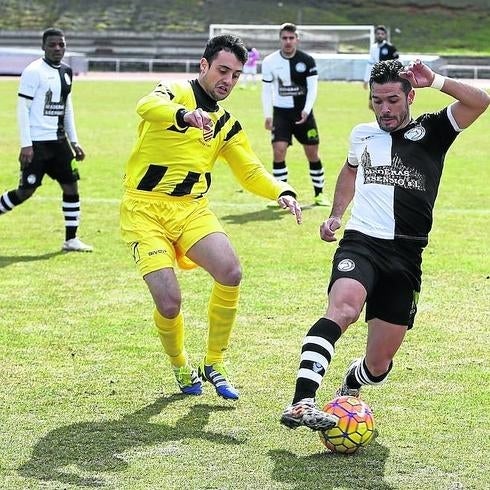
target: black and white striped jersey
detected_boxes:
[364,41,399,82]
[346,105,461,245]
[377,41,399,62]
[18,58,73,141]
[261,49,317,112]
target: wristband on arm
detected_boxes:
[430,73,446,90]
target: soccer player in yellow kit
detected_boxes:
[120,35,302,400]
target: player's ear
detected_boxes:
[408,89,415,105]
[199,57,208,74]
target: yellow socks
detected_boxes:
[153,281,240,368]
[206,281,240,365]
[153,309,187,368]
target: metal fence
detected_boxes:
[85,57,490,80]
[87,57,200,73]
[438,64,490,79]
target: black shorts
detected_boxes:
[328,230,423,328]
[271,107,320,146]
[19,139,79,189]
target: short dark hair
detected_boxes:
[375,25,387,34]
[279,22,297,36]
[370,60,412,94]
[42,27,64,44]
[203,34,248,65]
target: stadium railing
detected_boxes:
[438,64,490,79]
[87,57,200,73]
[85,58,490,80]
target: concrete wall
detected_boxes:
[0,47,88,75]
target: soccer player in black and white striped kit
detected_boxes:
[0,28,92,252]
[281,59,490,431]
[261,23,329,206]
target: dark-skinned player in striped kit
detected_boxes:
[0,28,92,252]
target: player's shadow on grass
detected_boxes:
[0,251,62,268]
[269,438,393,490]
[18,394,242,488]
[220,204,316,225]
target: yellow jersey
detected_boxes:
[124,79,295,200]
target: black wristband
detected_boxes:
[279,190,296,199]
[175,108,188,128]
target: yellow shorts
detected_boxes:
[120,190,225,277]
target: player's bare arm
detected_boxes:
[320,161,356,242]
[399,59,490,129]
[439,78,490,129]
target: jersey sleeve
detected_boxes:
[220,125,296,200]
[347,127,360,167]
[261,79,273,118]
[18,64,39,99]
[261,56,274,117]
[418,107,460,153]
[303,75,318,115]
[306,54,318,77]
[63,94,78,142]
[136,81,190,128]
[261,56,273,83]
[17,96,32,147]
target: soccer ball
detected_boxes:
[319,396,375,454]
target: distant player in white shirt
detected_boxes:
[261,22,329,206]
[364,25,399,109]
[0,28,92,252]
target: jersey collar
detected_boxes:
[191,79,219,112]
[42,57,62,69]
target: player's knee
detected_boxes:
[222,263,242,286]
[158,303,181,319]
[331,302,362,328]
[155,295,181,319]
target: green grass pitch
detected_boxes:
[0,76,489,489]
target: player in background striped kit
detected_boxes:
[0,27,92,252]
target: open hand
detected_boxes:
[278,195,302,224]
[399,59,434,88]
